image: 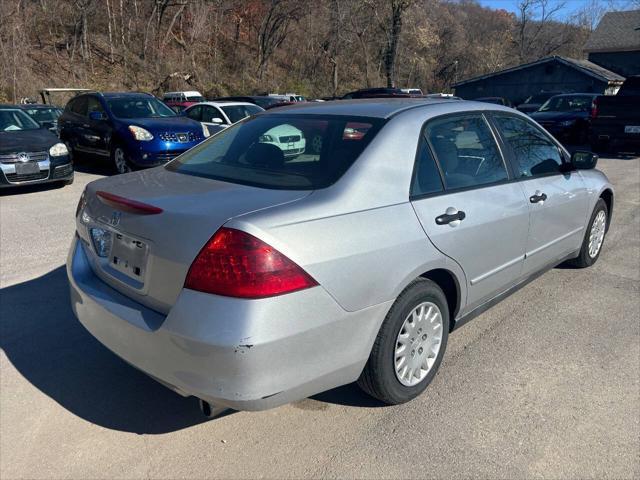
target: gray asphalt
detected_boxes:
[1,158,639,479]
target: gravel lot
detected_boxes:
[1,157,639,479]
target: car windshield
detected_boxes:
[221,104,264,123]
[24,107,61,123]
[525,93,555,104]
[0,109,41,131]
[539,95,593,112]
[106,96,176,119]
[166,114,384,189]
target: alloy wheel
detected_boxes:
[114,148,131,174]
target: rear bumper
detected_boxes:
[67,236,390,410]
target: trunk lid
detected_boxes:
[82,167,311,313]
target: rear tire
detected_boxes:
[567,198,608,268]
[358,278,449,405]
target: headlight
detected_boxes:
[259,134,274,142]
[90,227,112,258]
[49,142,69,157]
[128,125,154,141]
[559,120,575,127]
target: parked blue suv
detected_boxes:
[58,92,206,174]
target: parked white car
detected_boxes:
[184,101,264,136]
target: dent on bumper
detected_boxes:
[67,236,391,410]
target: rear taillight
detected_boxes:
[75,189,86,217]
[185,227,318,299]
[591,97,598,119]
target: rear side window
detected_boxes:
[426,114,507,190]
[166,114,384,190]
[411,139,443,197]
[493,115,563,177]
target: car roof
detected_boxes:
[264,98,460,119]
[195,101,260,108]
[549,93,599,97]
[99,92,154,99]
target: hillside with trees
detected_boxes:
[0,0,623,102]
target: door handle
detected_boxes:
[529,191,548,203]
[435,208,466,226]
[82,124,90,128]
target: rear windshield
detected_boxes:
[166,114,385,189]
[25,107,61,123]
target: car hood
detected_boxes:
[0,129,58,154]
[530,111,588,122]
[125,116,202,133]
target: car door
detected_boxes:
[80,96,110,157]
[411,113,530,314]
[491,113,590,277]
[60,96,87,149]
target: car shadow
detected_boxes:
[0,266,212,434]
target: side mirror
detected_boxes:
[210,117,224,124]
[89,111,106,121]
[571,150,598,170]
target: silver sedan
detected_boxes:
[67,99,613,413]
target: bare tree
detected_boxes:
[256,0,301,80]
[369,0,415,87]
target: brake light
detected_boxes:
[591,97,598,119]
[185,228,317,298]
[96,191,163,215]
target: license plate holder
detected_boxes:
[15,162,40,175]
[110,233,148,281]
[624,125,640,134]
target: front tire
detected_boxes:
[111,146,133,174]
[358,278,449,405]
[567,198,608,268]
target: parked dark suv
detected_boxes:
[59,92,206,174]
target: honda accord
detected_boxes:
[68,99,613,413]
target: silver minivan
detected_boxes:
[68,99,613,413]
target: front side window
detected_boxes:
[202,106,225,123]
[0,109,41,131]
[70,96,88,116]
[186,105,202,121]
[426,114,508,190]
[86,97,105,115]
[167,114,384,190]
[493,115,563,177]
[106,96,176,119]
[221,104,263,123]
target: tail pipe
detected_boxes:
[198,398,228,418]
